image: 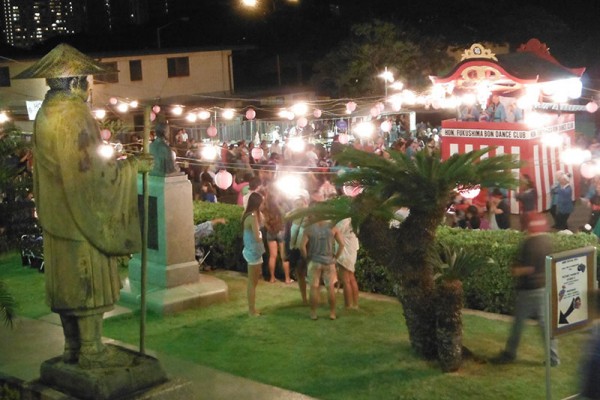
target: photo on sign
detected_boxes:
[555,255,588,328]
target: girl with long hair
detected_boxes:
[242,192,265,316]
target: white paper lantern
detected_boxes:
[246,108,256,120]
[152,105,161,114]
[338,133,349,144]
[380,120,392,132]
[297,117,308,128]
[100,129,112,141]
[215,170,233,190]
[346,101,357,113]
[586,102,598,113]
[251,147,264,160]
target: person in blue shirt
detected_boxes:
[485,94,507,122]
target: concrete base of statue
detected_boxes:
[34,344,193,400]
[120,174,228,315]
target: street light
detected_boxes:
[379,66,394,97]
[156,17,189,49]
[241,0,298,12]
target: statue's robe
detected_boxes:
[33,90,141,315]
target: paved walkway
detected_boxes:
[0,312,315,400]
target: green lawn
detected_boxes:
[1,252,590,400]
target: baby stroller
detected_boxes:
[20,233,44,272]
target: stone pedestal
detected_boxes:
[121,174,227,314]
[36,344,182,400]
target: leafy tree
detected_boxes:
[312,20,453,97]
[289,147,519,367]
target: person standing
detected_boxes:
[515,174,538,231]
[300,218,344,320]
[335,218,360,309]
[242,192,266,316]
[490,188,510,230]
[493,213,559,366]
[551,172,573,230]
[262,188,291,283]
[15,44,143,368]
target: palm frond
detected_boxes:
[432,243,494,283]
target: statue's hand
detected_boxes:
[134,153,154,173]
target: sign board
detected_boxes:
[546,246,597,338]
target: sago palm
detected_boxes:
[291,146,519,361]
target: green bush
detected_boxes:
[355,225,599,314]
[355,247,396,296]
[192,201,245,271]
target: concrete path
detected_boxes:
[0,313,315,400]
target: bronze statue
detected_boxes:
[15,44,143,368]
[149,122,179,176]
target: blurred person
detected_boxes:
[263,187,291,283]
[242,192,266,316]
[492,213,559,367]
[485,94,507,122]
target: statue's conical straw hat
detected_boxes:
[13,43,117,79]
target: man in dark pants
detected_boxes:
[493,213,560,366]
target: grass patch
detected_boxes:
[1,251,589,399]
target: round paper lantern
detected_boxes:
[297,117,308,128]
[100,129,112,141]
[152,105,161,114]
[370,107,379,117]
[586,102,598,113]
[380,120,392,133]
[251,147,264,161]
[245,108,256,120]
[109,97,118,105]
[343,183,364,197]
[215,170,233,190]
[581,161,597,179]
[346,101,357,113]
[313,109,322,118]
[376,102,385,112]
[207,125,217,137]
[338,133,349,144]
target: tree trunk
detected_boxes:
[435,279,464,372]
[358,213,439,360]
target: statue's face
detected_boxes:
[71,77,89,101]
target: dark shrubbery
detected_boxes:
[192,201,245,271]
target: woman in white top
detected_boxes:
[335,218,360,309]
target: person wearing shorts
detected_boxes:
[300,219,344,320]
[242,192,265,316]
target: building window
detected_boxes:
[129,60,142,81]
[93,62,119,84]
[167,57,189,78]
[0,67,10,87]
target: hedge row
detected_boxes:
[192,201,599,314]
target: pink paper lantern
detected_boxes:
[215,170,233,190]
[338,133,349,144]
[100,129,112,141]
[109,97,118,105]
[251,147,264,161]
[380,120,392,133]
[152,105,161,114]
[246,108,256,120]
[313,109,322,118]
[370,107,380,118]
[376,102,385,112]
[297,117,308,128]
[150,112,156,122]
[346,101,357,113]
[586,102,598,113]
[207,125,217,137]
[581,161,597,179]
